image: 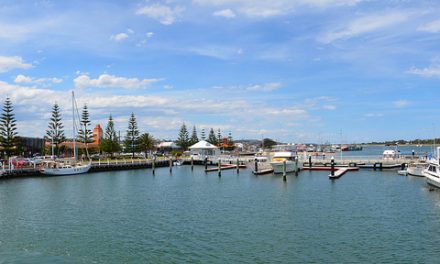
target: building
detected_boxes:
[92,124,104,145]
[189,140,220,159]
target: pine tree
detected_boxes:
[176,123,190,150]
[124,113,140,158]
[0,97,18,158]
[100,114,120,157]
[77,104,93,145]
[138,132,155,157]
[217,128,222,147]
[201,128,206,140]
[207,128,218,145]
[189,125,198,146]
[46,103,65,156]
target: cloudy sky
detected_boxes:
[1,0,440,143]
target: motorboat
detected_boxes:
[423,147,440,188]
[406,162,428,177]
[270,152,298,174]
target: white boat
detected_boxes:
[270,152,298,174]
[40,91,91,176]
[423,147,440,188]
[406,162,428,177]
[382,149,400,160]
[40,161,91,176]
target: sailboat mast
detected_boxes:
[72,91,77,162]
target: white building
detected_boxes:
[189,140,220,160]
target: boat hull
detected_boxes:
[41,164,91,176]
[407,166,426,177]
[270,162,297,174]
[426,174,440,188]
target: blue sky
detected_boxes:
[1,0,440,143]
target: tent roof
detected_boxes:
[189,140,218,149]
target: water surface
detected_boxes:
[1,165,440,263]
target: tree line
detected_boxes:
[175,123,234,150]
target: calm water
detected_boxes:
[2,149,440,263]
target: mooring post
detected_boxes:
[169,158,172,173]
[283,160,287,181]
[309,155,312,169]
[236,158,240,174]
[331,157,335,176]
[254,159,258,173]
[218,159,221,177]
[152,157,156,175]
[295,157,299,176]
[379,162,383,171]
[191,157,194,171]
[204,157,208,172]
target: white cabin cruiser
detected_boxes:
[270,152,298,174]
[423,147,440,188]
[407,162,428,177]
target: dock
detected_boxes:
[302,166,359,179]
[252,168,274,175]
[205,164,247,172]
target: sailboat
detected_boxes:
[40,91,91,176]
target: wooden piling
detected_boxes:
[169,158,172,173]
[191,157,194,171]
[254,159,258,173]
[331,158,335,176]
[152,158,156,174]
[283,160,287,181]
[236,158,240,174]
[218,159,221,177]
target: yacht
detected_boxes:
[40,160,91,176]
[423,147,440,188]
[270,152,298,174]
[40,91,91,176]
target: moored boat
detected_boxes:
[270,152,298,174]
[423,147,440,188]
[406,162,428,177]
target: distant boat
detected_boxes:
[40,91,91,176]
[270,152,298,174]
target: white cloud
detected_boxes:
[213,9,236,18]
[0,56,32,73]
[146,32,154,38]
[364,113,384,117]
[73,74,162,89]
[407,65,440,77]
[194,0,360,18]
[418,19,440,33]
[322,104,336,110]
[14,74,62,85]
[136,4,185,25]
[246,82,281,92]
[110,32,129,42]
[393,100,410,108]
[319,12,409,43]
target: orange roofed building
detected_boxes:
[45,124,105,151]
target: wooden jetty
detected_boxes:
[0,159,171,179]
[301,166,359,179]
[253,168,274,175]
[205,164,247,172]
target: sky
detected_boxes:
[1,0,440,143]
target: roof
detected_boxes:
[157,142,178,148]
[189,140,219,149]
